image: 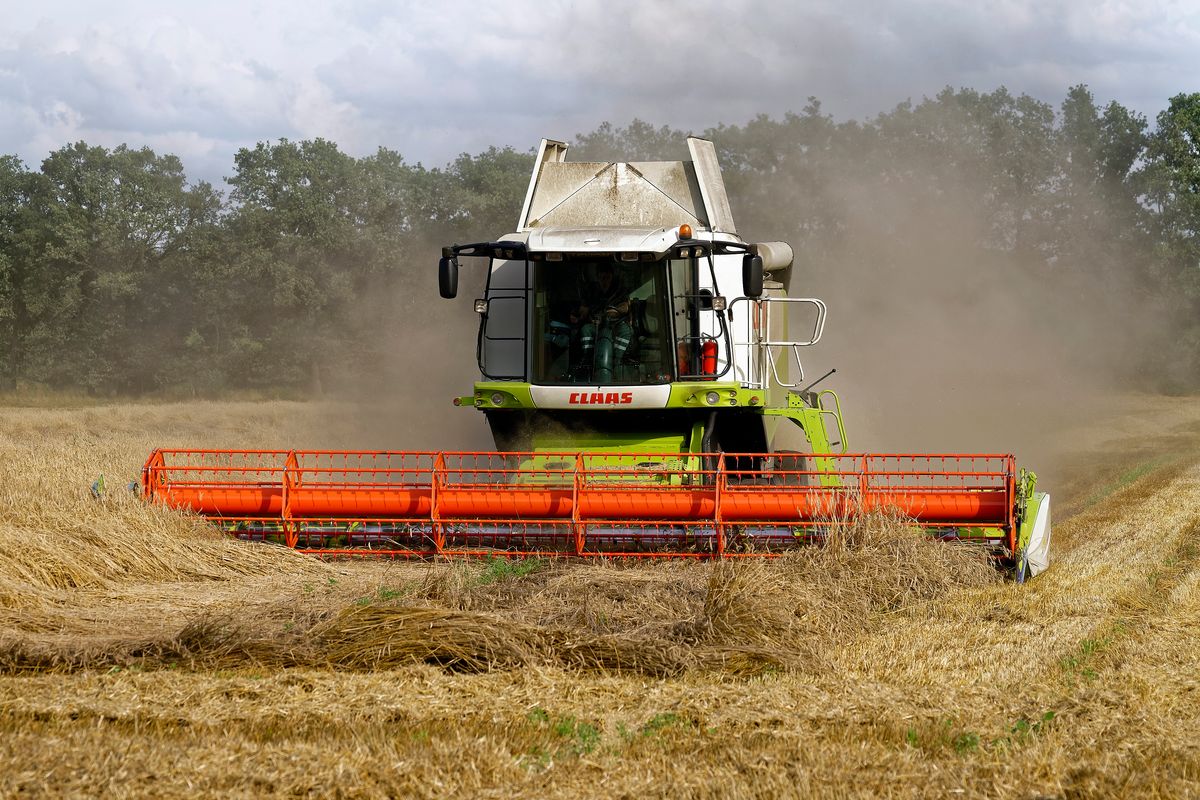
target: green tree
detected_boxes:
[0,156,30,388]
[571,120,688,162]
[1143,93,1200,287]
[2,85,1196,396]
[1140,93,1200,384]
[16,143,220,393]
[1054,85,1149,278]
[443,146,535,237]
[223,138,368,390]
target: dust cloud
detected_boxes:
[760,170,1160,485]
[313,241,496,452]
[317,132,1168,489]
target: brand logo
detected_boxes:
[568,391,635,405]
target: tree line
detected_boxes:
[0,85,1197,395]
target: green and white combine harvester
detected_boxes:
[142,137,1051,579]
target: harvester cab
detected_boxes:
[439,137,842,466]
[142,137,1051,579]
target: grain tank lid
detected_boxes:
[687,137,737,235]
[521,161,706,231]
[517,137,738,234]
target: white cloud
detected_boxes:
[0,0,1196,182]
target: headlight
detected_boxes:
[491,392,505,406]
[705,391,720,405]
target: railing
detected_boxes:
[143,449,1017,558]
[728,297,827,389]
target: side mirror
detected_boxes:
[742,254,764,298]
[439,256,459,299]
[698,288,714,310]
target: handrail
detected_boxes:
[728,297,828,390]
[817,389,849,454]
[144,450,1017,554]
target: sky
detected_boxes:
[1,0,1198,185]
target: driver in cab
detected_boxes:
[571,262,632,373]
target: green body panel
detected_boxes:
[762,390,846,487]
[1017,492,1047,551]
[1015,470,1043,553]
[459,380,849,485]
[467,382,536,409]
[509,452,694,485]
[466,381,770,411]
[665,382,765,409]
[529,429,686,453]
[457,383,1040,572]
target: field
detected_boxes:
[1,397,1199,798]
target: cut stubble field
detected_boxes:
[0,397,1198,798]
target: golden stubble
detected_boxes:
[0,399,1198,798]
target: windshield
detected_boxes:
[531,256,674,385]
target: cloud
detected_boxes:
[0,0,1196,183]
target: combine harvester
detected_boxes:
[143,138,1051,579]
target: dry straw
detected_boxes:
[0,507,998,676]
[4,400,1200,797]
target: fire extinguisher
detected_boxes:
[701,339,718,376]
[676,341,691,375]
